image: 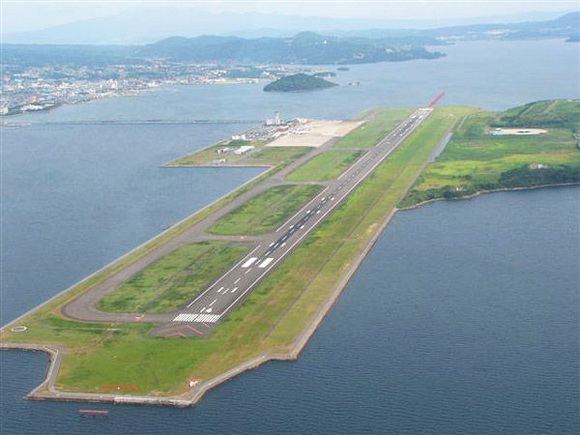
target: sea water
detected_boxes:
[1,40,578,434]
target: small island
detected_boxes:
[264,73,338,93]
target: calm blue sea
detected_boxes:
[1,40,579,434]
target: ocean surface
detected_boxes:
[1,40,579,434]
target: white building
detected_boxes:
[234,145,255,155]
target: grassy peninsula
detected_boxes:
[401,100,580,208]
[287,151,364,181]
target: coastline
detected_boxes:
[398,182,580,212]
[1,80,268,120]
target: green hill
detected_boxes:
[263,73,338,92]
[491,99,580,132]
[401,99,580,208]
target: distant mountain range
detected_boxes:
[131,12,579,64]
[135,32,445,65]
[422,11,579,40]
[2,9,577,45]
[2,12,578,68]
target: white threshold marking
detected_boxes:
[196,314,221,323]
[258,257,274,268]
[173,313,198,322]
[241,257,258,268]
[185,244,261,309]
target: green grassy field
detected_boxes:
[334,108,413,149]
[286,150,364,181]
[208,184,322,235]
[2,106,467,396]
[492,99,579,131]
[96,242,251,314]
[401,100,580,207]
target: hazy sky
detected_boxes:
[1,0,577,34]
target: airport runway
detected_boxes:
[152,108,433,337]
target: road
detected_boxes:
[152,108,433,337]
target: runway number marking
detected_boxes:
[241,257,258,268]
[258,257,274,268]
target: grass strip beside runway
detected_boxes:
[334,108,413,149]
[286,150,364,182]
[96,242,251,314]
[208,184,323,235]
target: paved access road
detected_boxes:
[152,108,433,337]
